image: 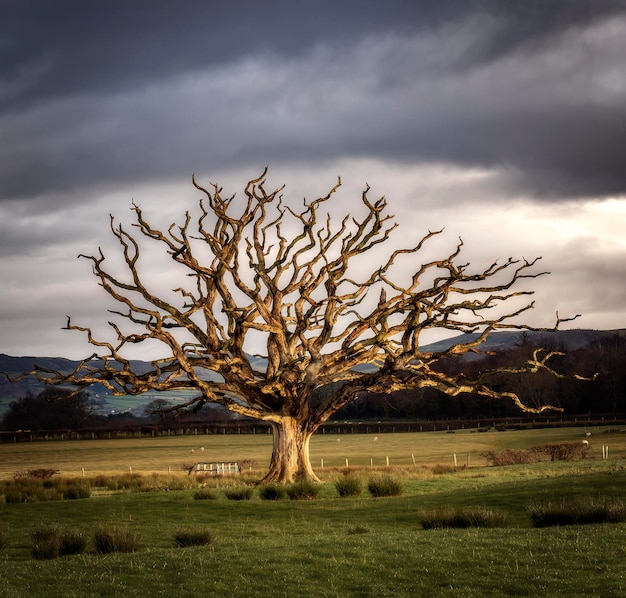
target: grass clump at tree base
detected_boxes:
[286,480,320,500]
[258,484,287,500]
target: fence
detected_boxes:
[1,414,625,443]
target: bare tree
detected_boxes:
[7,169,583,482]
[143,398,175,424]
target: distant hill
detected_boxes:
[1,328,624,416]
[422,328,624,356]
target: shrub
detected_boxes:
[484,442,587,467]
[420,507,509,530]
[224,487,254,501]
[482,449,540,466]
[259,484,286,501]
[286,480,320,500]
[528,497,626,527]
[193,488,218,500]
[367,475,403,497]
[536,442,586,462]
[174,528,215,548]
[335,476,363,498]
[93,526,140,554]
[14,468,59,480]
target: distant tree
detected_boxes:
[3,170,584,482]
[2,388,100,431]
[143,398,175,424]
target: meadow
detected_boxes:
[1,423,622,479]
[0,425,625,597]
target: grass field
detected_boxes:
[1,426,625,597]
[1,424,623,479]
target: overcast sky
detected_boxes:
[1,0,626,359]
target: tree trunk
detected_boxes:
[260,416,320,484]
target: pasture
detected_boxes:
[1,424,622,479]
[1,426,625,597]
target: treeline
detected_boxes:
[0,390,234,432]
[334,334,626,420]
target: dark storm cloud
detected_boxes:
[3,0,622,106]
[1,0,421,110]
[452,0,626,67]
[1,0,626,203]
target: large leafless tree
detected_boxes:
[10,170,581,482]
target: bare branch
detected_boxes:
[7,169,589,482]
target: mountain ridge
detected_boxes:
[2,328,624,380]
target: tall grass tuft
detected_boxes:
[286,480,320,500]
[61,481,91,500]
[58,529,87,556]
[420,506,510,529]
[335,475,363,497]
[193,488,218,500]
[2,479,63,503]
[259,484,286,501]
[174,528,215,548]
[31,525,61,560]
[105,473,147,492]
[224,487,254,501]
[30,525,88,559]
[93,526,140,554]
[528,497,626,527]
[367,475,403,497]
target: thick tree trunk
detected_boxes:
[260,416,320,484]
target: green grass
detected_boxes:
[0,462,624,595]
[0,427,625,595]
[2,424,623,480]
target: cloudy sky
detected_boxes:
[1,0,626,360]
